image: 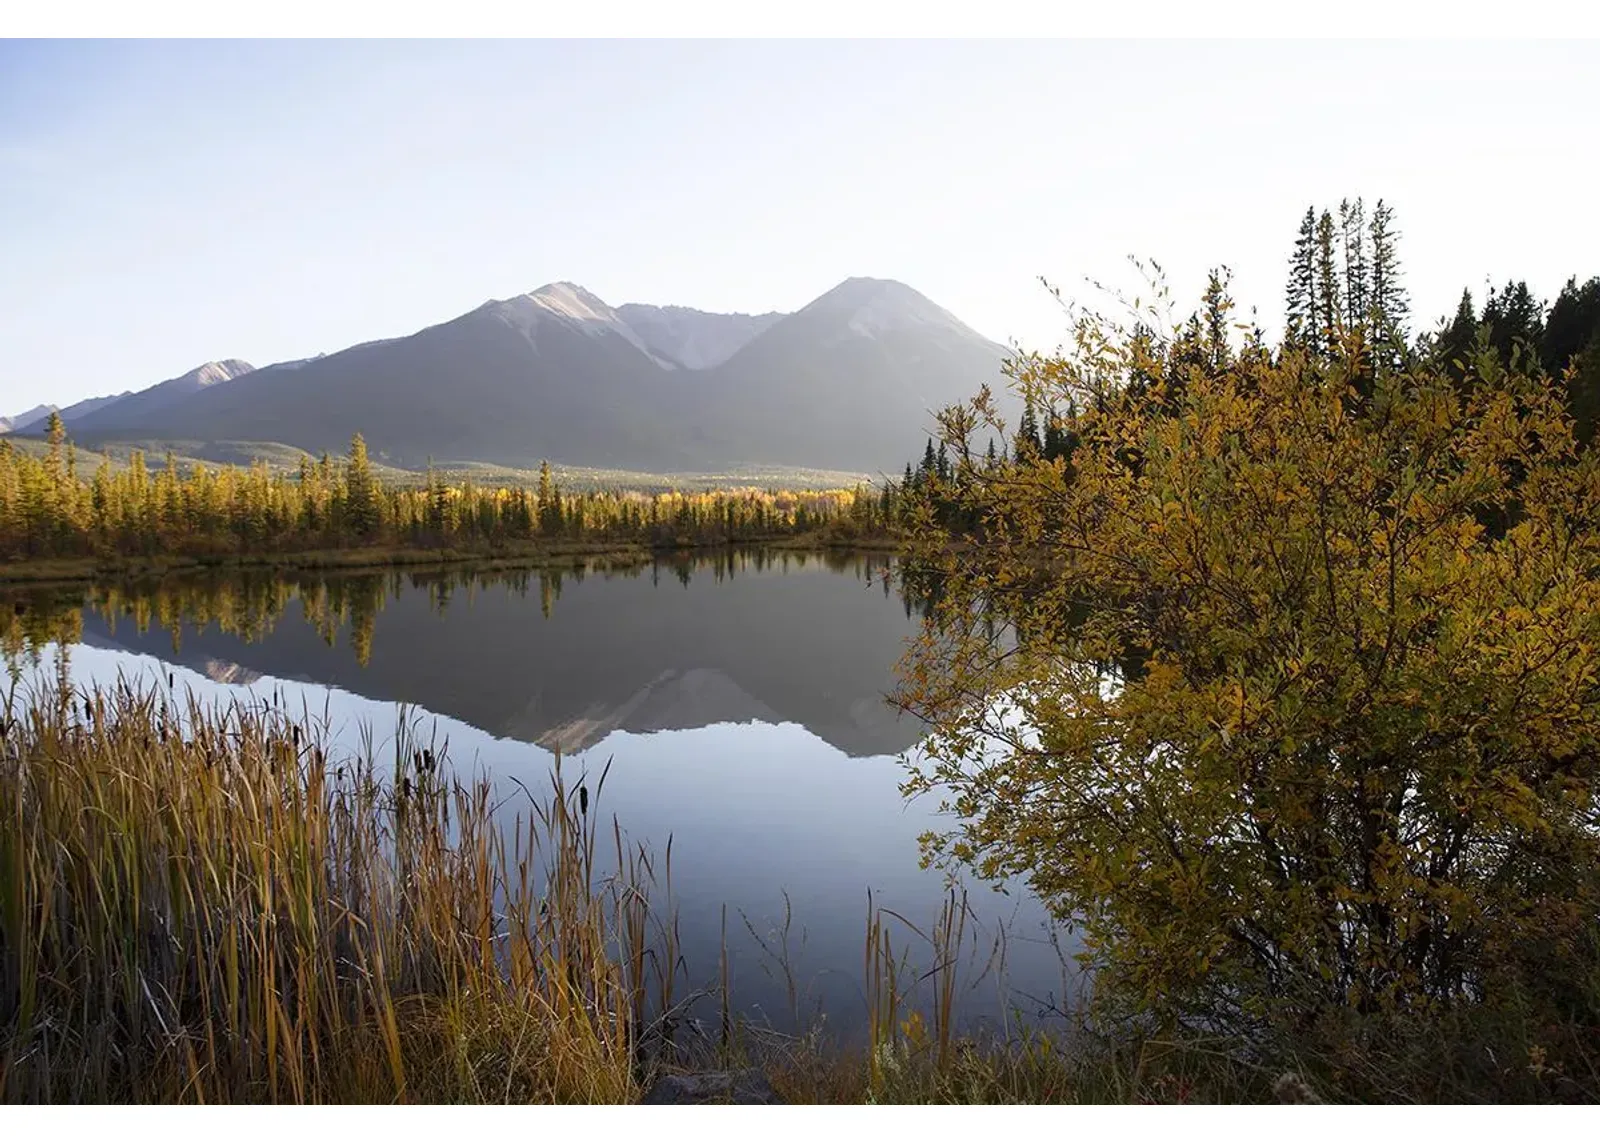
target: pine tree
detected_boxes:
[1367,199,1409,350]
[1541,276,1600,376]
[1483,281,1545,369]
[1314,210,1342,353]
[537,460,560,536]
[1339,197,1369,337]
[1285,207,1318,349]
[1016,398,1042,459]
[43,411,66,497]
[344,433,379,538]
[1434,289,1480,384]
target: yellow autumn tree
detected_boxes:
[896,279,1600,1043]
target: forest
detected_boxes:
[900,197,1600,511]
[0,426,901,570]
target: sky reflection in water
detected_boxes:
[5,552,1081,1036]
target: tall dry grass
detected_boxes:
[0,669,675,1103]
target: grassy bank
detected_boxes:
[0,530,902,587]
[1,676,1590,1104]
[0,541,651,587]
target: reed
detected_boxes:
[0,672,661,1103]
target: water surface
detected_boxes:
[3,551,1078,1037]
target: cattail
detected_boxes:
[1273,1072,1321,1104]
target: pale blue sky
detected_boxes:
[2,39,1597,413]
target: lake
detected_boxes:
[1,549,1079,1041]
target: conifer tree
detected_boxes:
[1285,208,1318,349]
[1314,209,1342,352]
[344,433,379,537]
[1482,280,1545,368]
[1434,288,1479,382]
[1540,275,1600,376]
[1367,199,1409,350]
[1339,197,1369,336]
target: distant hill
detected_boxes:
[66,360,254,435]
[2,392,135,435]
[0,403,55,435]
[47,278,1015,475]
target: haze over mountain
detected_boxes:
[52,278,1013,474]
[615,304,786,371]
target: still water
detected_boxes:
[2,550,1078,1038]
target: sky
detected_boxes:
[2,39,1598,414]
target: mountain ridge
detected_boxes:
[43,278,1014,473]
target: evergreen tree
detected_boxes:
[1314,210,1342,353]
[1367,199,1409,349]
[1434,288,1480,382]
[537,460,559,536]
[1339,197,1369,336]
[1016,398,1042,458]
[1541,275,1600,376]
[1482,280,1545,368]
[1569,339,1600,447]
[44,411,65,493]
[344,433,379,537]
[1285,207,1318,349]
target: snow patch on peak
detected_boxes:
[185,359,256,388]
[528,282,617,326]
[484,282,676,368]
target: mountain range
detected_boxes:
[4,277,1015,474]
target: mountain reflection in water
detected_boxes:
[2,549,1078,1034]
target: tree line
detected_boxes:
[895,198,1600,527]
[0,424,898,563]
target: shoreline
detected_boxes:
[0,533,906,587]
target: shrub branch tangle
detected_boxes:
[894,265,1600,1078]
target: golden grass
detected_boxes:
[0,673,671,1103]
